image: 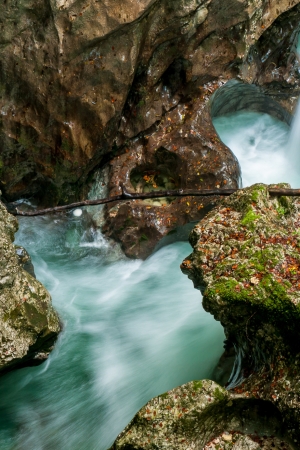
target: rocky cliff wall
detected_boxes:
[0,200,61,373]
[1,0,300,257]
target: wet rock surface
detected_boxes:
[103,0,300,258]
[104,81,240,258]
[1,0,300,256]
[0,201,61,373]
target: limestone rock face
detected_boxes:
[103,83,241,258]
[181,184,300,444]
[0,201,60,373]
[111,380,230,450]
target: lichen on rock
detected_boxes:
[0,200,61,373]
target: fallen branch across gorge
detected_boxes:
[11,185,300,216]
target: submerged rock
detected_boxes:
[0,201,61,373]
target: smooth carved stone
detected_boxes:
[102,2,300,258]
[0,0,299,205]
[1,1,300,258]
[181,184,300,444]
[0,201,61,373]
[104,83,241,259]
[104,77,296,258]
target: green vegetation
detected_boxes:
[213,387,226,401]
[241,209,260,228]
[192,380,203,391]
[251,185,265,203]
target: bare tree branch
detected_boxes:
[10,185,300,216]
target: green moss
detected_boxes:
[213,387,226,401]
[192,380,203,390]
[251,185,265,203]
[241,209,260,228]
[206,272,298,327]
[276,205,286,216]
[158,392,169,399]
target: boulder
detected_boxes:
[1,1,300,257]
[111,379,291,449]
[0,200,61,373]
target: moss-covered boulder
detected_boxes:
[0,200,60,373]
[111,379,290,449]
[181,184,300,443]
[111,380,229,449]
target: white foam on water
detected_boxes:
[213,111,300,187]
[73,208,83,217]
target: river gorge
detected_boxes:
[0,105,296,449]
[1,0,300,449]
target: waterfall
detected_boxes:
[213,110,299,187]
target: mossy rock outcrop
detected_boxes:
[181,184,300,445]
[0,200,60,373]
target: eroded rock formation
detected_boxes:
[1,0,300,257]
[0,200,60,373]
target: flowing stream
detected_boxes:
[0,216,224,450]
[0,104,298,449]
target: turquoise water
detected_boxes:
[0,215,225,449]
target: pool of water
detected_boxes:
[0,216,224,450]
